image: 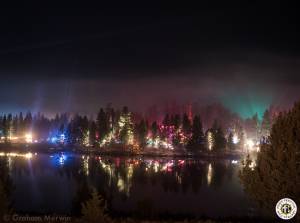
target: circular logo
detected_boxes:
[276,198,297,220]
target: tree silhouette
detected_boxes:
[135,119,148,147]
[240,101,300,218]
[261,109,271,137]
[81,188,110,223]
[186,115,205,152]
[97,108,109,144]
[119,106,134,145]
[151,121,159,138]
[182,113,192,136]
[0,159,13,216]
[208,120,226,151]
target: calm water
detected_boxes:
[2,152,260,218]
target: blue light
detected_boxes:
[58,154,67,165]
[50,153,70,167]
[59,156,64,164]
[51,137,58,143]
[59,154,67,165]
[60,134,65,143]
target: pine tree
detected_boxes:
[118,106,134,145]
[0,159,12,216]
[7,114,13,139]
[96,108,109,144]
[162,114,170,127]
[214,127,226,151]
[211,120,226,151]
[240,101,300,218]
[161,114,171,140]
[261,109,271,137]
[172,114,181,130]
[135,119,147,147]
[171,114,181,146]
[18,112,24,135]
[12,115,18,137]
[186,115,205,152]
[2,116,8,142]
[251,113,260,140]
[24,112,33,132]
[182,113,192,136]
[89,121,97,147]
[80,116,89,146]
[81,188,110,223]
[151,121,159,138]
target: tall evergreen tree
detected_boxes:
[0,159,13,216]
[0,116,3,138]
[89,121,97,147]
[7,114,12,139]
[186,115,205,152]
[214,129,226,151]
[81,188,110,223]
[24,112,33,132]
[210,120,226,151]
[171,114,181,146]
[12,115,18,136]
[251,113,260,140]
[151,121,159,138]
[261,109,271,137]
[161,114,171,141]
[97,108,109,143]
[162,114,170,127]
[18,112,24,135]
[119,106,134,145]
[171,114,181,130]
[2,116,8,142]
[182,113,192,136]
[240,101,300,218]
[135,119,148,147]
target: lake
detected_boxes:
[1,152,261,219]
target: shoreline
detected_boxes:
[0,143,244,159]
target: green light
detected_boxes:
[220,92,272,120]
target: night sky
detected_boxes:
[1,3,300,118]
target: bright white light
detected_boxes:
[153,161,159,173]
[233,134,239,144]
[246,139,254,148]
[25,133,33,143]
[249,161,256,170]
[9,136,19,141]
[231,160,238,164]
[0,152,33,159]
[59,154,66,165]
[207,131,213,151]
[25,152,33,159]
[8,153,18,157]
[207,163,212,185]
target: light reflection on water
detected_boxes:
[0,153,259,218]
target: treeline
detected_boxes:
[0,105,273,152]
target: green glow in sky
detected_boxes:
[220,92,272,120]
